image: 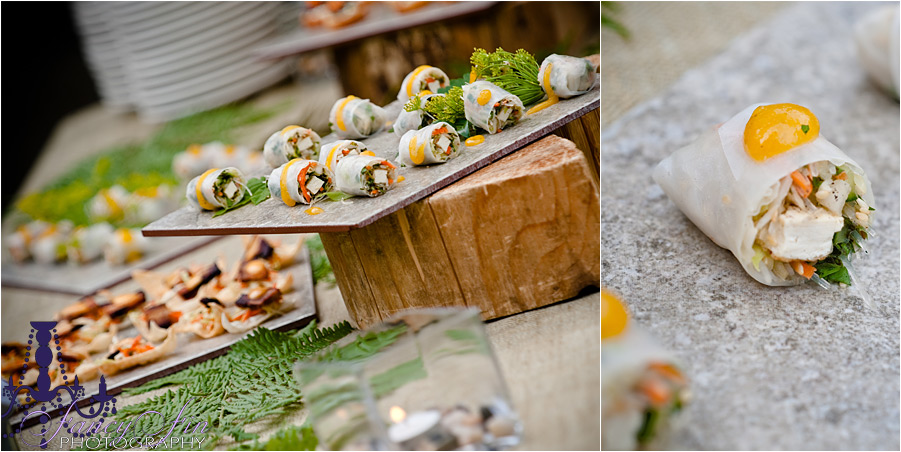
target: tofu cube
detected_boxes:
[373,169,388,185]
[305,176,324,194]
[815,178,851,214]
[763,207,844,261]
[224,182,238,199]
[296,137,313,151]
[436,136,451,153]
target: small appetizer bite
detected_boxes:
[329,95,388,139]
[186,167,248,211]
[30,221,74,265]
[66,223,114,264]
[397,121,462,167]
[854,5,900,97]
[264,125,323,167]
[397,65,450,102]
[318,140,368,172]
[395,92,444,137]
[335,155,398,197]
[88,185,129,223]
[222,287,291,333]
[653,104,875,293]
[462,81,524,134]
[98,329,177,375]
[6,220,52,263]
[602,290,689,450]
[103,228,150,265]
[267,159,335,206]
[529,54,597,114]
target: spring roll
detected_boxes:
[318,139,369,172]
[186,167,247,211]
[397,121,462,167]
[653,103,875,289]
[172,144,209,180]
[462,81,524,134]
[537,54,597,99]
[126,185,178,225]
[396,65,450,102]
[329,95,388,139]
[854,5,900,97]
[103,228,150,265]
[6,220,51,263]
[394,93,444,137]
[602,290,689,450]
[88,185,129,222]
[66,223,114,264]
[267,159,335,206]
[30,221,74,265]
[264,125,322,168]
[335,154,398,197]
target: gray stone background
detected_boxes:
[602,2,900,450]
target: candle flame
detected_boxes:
[389,406,406,423]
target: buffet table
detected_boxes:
[602,2,899,449]
[4,74,600,450]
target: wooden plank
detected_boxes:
[143,83,599,237]
[428,135,600,319]
[554,108,599,182]
[319,231,379,328]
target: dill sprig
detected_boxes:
[424,86,466,125]
[470,48,543,105]
[403,94,422,112]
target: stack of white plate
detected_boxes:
[73,2,292,122]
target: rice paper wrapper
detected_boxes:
[652,104,875,286]
[67,223,114,263]
[396,65,450,101]
[396,122,462,167]
[186,167,247,210]
[854,5,900,97]
[264,126,322,168]
[267,159,333,205]
[335,154,398,197]
[329,96,388,139]
[318,140,366,172]
[538,54,597,98]
[602,323,682,450]
[463,81,524,134]
[394,93,444,137]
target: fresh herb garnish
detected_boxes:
[811,176,824,192]
[212,189,252,217]
[470,48,544,105]
[814,218,869,285]
[247,177,270,205]
[801,124,810,134]
[846,193,859,203]
[324,191,354,202]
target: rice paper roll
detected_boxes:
[103,228,150,265]
[172,144,209,180]
[88,185,129,222]
[267,159,335,206]
[264,125,322,168]
[854,5,900,97]
[538,54,597,99]
[653,104,875,287]
[329,95,388,139]
[396,65,450,102]
[31,222,74,265]
[126,185,178,225]
[7,220,51,263]
[67,223,114,264]
[397,121,463,167]
[334,155,398,197]
[186,167,247,211]
[318,140,368,172]
[462,81,524,134]
[602,290,689,450]
[394,93,444,137]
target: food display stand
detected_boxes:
[144,76,600,327]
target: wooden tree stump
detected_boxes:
[320,134,599,328]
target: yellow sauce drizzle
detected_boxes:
[527,62,559,115]
[408,136,425,164]
[477,89,492,106]
[325,145,341,171]
[465,135,485,146]
[406,65,432,97]
[188,144,202,155]
[334,96,356,131]
[601,289,628,339]
[224,145,235,155]
[469,67,477,83]
[279,159,303,207]
[397,175,406,182]
[360,150,376,156]
[418,90,433,97]
[743,103,820,161]
[120,229,133,244]
[195,169,219,211]
[305,206,324,215]
[101,189,124,218]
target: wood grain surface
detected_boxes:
[323,135,600,327]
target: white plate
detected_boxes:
[133,57,286,104]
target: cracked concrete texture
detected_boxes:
[602,2,899,450]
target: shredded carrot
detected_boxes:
[636,378,671,407]
[432,126,448,135]
[648,362,686,385]
[381,160,396,169]
[835,172,848,181]
[791,261,816,279]
[790,170,813,197]
[298,165,312,203]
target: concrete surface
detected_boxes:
[602,2,899,450]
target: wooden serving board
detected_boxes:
[143,83,600,236]
[8,242,316,424]
[1,236,222,295]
